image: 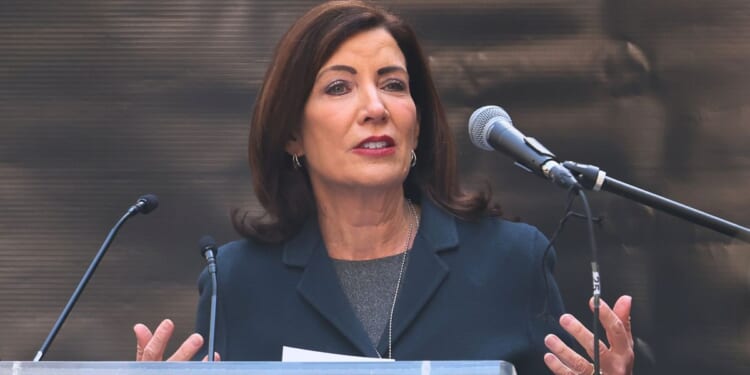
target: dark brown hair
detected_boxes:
[233,0,499,243]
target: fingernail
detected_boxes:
[544,334,560,349]
[560,314,573,327]
[543,353,555,364]
[624,295,633,304]
[191,334,203,348]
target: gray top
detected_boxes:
[332,252,408,348]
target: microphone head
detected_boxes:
[468,105,512,151]
[199,235,218,257]
[135,194,159,214]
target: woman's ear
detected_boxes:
[285,132,304,156]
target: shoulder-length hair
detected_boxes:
[233,0,499,243]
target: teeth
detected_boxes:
[361,141,388,149]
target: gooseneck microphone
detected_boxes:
[33,194,159,362]
[468,105,580,190]
[198,235,219,362]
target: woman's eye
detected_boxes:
[325,81,350,95]
[383,79,407,92]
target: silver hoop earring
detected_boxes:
[410,150,417,168]
[292,154,302,169]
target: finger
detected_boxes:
[612,295,634,345]
[141,319,175,361]
[201,352,222,362]
[591,298,631,354]
[543,352,578,375]
[611,296,632,325]
[544,334,594,375]
[133,323,153,361]
[167,333,204,361]
[612,295,634,351]
[559,313,608,360]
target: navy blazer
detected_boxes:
[195,198,568,373]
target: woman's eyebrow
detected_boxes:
[316,65,356,79]
[316,65,407,80]
[377,65,407,76]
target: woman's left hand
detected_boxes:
[543,295,634,375]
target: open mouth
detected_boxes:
[359,140,390,149]
[355,136,395,149]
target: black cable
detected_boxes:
[541,189,578,295]
[577,190,601,375]
[540,188,578,317]
[543,188,602,374]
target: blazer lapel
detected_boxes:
[376,198,459,356]
[283,218,379,357]
[282,199,459,359]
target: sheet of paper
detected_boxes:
[281,346,395,362]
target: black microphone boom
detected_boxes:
[33,194,159,361]
[563,161,750,243]
[468,105,579,189]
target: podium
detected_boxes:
[0,361,516,374]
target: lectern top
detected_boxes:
[0,361,516,375]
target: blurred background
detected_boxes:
[1,0,748,374]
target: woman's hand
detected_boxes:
[543,295,634,375]
[134,319,219,361]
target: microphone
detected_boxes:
[468,105,579,189]
[129,194,159,215]
[199,235,218,273]
[33,194,159,362]
[198,235,219,362]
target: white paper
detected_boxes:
[281,346,395,362]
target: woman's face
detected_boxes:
[288,27,419,194]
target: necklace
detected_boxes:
[377,199,419,359]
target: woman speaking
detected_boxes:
[134,1,635,374]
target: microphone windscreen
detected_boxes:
[199,235,218,257]
[468,105,511,151]
[136,194,159,214]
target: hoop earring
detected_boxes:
[410,150,417,168]
[292,154,302,169]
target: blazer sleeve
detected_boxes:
[522,227,574,374]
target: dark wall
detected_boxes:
[0,1,748,374]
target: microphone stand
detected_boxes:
[198,236,219,362]
[561,162,750,375]
[206,253,218,362]
[563,161,750,243]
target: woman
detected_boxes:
[134,1,635,374]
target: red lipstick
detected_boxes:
[353,135,396,156]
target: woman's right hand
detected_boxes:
[134,319,219,361]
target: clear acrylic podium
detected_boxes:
[0,361,516,375]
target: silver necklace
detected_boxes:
[377,199,419,359]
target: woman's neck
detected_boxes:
[314,187,416,261]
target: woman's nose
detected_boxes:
[359,86,388,124]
